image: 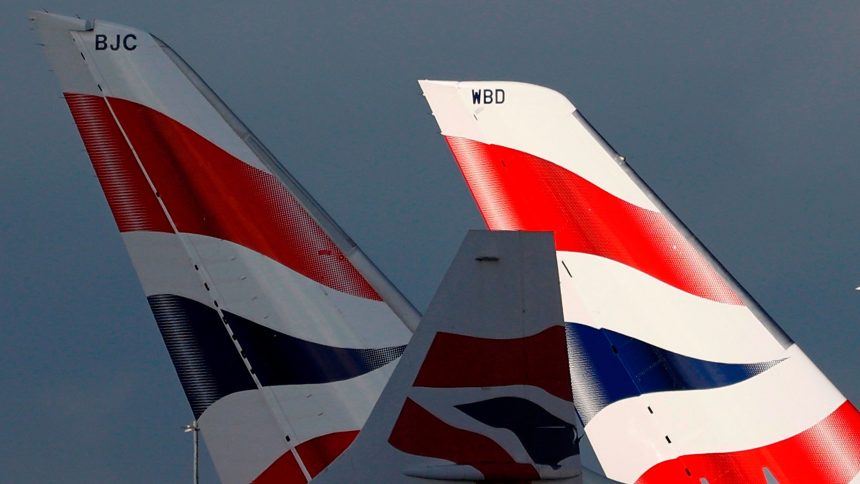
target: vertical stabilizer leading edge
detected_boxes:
[420,80,860,483]
[31,11,420,483]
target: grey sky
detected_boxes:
[1,2,858,482]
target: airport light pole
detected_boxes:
[183,420,199,484]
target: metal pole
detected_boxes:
[193,420,199,484]
[184,420,199,484]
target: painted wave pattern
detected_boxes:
[564,322,784,424]
[65,92,406,482]
[388,327,579,480]
[148,294,404,418]
[443,135,860,482]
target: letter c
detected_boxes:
[123,34,137,51]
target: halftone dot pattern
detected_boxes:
[445,136,523,230]
[637,400,860,483]
[64,93,172,233]
[564,322,613,423]
[356,344,406,371]
[147,294,256,418]
[445,136,741,305]
[564,322,785,424]
[444,135,860,483]
[222,308,405,386]
[85,94,380,301]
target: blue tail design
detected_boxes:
[148,294,406,418]
[565,323,784,423]
[455,397,579,468]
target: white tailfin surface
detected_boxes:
[32,11,420,483]
[316,230,581,483]
[420,80,860,483]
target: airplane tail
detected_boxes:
[316,230,581,483]
[32,11,420,483]
[420,80,860,483]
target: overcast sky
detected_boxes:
[1,2,858,482]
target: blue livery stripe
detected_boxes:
[148,294,256,418]
[148,294,405,417]
[455,397,579,467]
[565,323,784,423]
[224,310,404,387]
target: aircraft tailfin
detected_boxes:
[420,80,860,483]
[32,11,419,483]
[316,230,582,483]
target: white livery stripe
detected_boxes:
[558,251,785,363]
[70,25,268,172]
[199,363,395,484]
[120,231,209,304]
[199,389,289,484]
[31,13,101,96]
[408,385,579,466]
[586,345,845,483]
[420,80,658,210]
[269,363,395,446]
[122,231,411,348]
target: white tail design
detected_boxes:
[33,11,419,483]
[421,80,860,483]
[317,230,582,483]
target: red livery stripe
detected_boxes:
[295,430,359,477]
[445,136,742,305]
[67,92,380,300]
[637,400,860,483]
[109,96,379,300]
[253,449,305,484]
[64,93,172,233]
[413,326,573,402]
[254,430,359,483]
[389,398,540,481]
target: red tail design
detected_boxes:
[446,136,741,304]
[65,93,172,233]
[388,398,540,481]
[414,326,572,401]
[638,401,860,483]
